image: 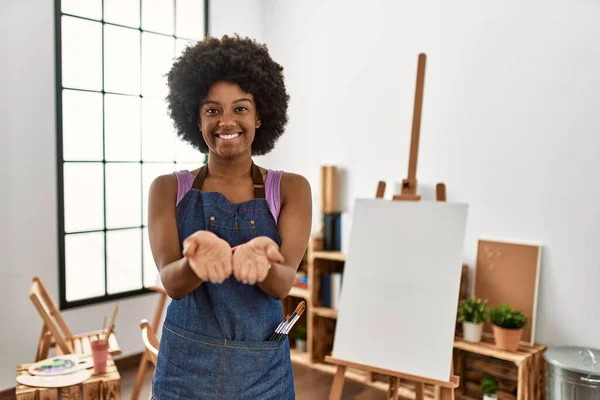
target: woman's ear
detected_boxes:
[197,119,202,132]
[256,118,261,128]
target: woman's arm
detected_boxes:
[257,173,312,299]
[147,174,203,299]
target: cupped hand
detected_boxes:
[232,236,285,284]
[182,230,232,283]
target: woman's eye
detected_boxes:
[205,108,218,114]
[236,107,248,112]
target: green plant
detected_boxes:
[489,304,527,329]
[294,326,307,341]
[457,297,488,324]
[481,375,498,396]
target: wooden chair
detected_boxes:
[131,286,168,400]
[29,276,122,361]
[139,319,159,365]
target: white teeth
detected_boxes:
[218,133,240,140]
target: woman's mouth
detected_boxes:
[216,132,242,141]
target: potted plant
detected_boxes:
[481,375,498,400]
[457,297,488,343]
[294,326,307,352]
[489,304,527,351]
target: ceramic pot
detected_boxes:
[462,321,483,343]
[492,325,523,351]
[296,339,306,352]
[483,395,497,400]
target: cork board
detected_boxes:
[473,238,542,345]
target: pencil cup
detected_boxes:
[91,340,109,373]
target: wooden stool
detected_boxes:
[16,356,120,399]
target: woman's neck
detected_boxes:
[206,152,253,180]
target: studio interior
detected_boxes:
[2,1,599,399]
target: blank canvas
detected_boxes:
[331,199,469,382]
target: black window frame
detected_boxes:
[54,0,210,310]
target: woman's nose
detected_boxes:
[219,113,237,129]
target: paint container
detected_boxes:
[91,340,109,374]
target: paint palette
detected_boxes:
[28,355,93,376]
[17,369,92,388]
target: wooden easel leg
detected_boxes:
[36,324,51,361]
[131,352,149,400]
[329,365,347,400]
[387,377,399,400]
[415,382,425,400]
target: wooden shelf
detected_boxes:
[287,286,309,300]
[453,336,546,365]
[453,335,547,400]
[311,251,345,262]
[312,307,338,319]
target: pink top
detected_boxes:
[173,169,284,224]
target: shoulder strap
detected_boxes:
[191,162,265,199]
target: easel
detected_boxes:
[326,53,459,400]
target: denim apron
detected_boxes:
[152,162,295,400]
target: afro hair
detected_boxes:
[165,34,290,156]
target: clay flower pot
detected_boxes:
[492,325,523,351]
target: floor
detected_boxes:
[121,362,389,399]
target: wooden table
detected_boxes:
[453,336,547,400]
[16,357,120,400]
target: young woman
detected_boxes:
[147,35,312,399]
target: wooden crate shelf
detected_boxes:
[453,336,547,400]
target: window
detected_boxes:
[55,0,209,309]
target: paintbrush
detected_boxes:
[272,301,305,341]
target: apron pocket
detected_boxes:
[152,324,224,399]
[219,339,292,400]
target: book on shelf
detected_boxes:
[321,272,343,309]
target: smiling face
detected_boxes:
[198,81,261,160]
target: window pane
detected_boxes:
[175,162,203,172]
[63,163,104,233]
[142,0,174,35]
[143,227,161,287]
[142,98,176,161]
[62,0,101,20]
[104,25,141,95]
[104,0,140,28]
[105,94,141,161]
[65,232,105,301]
[106,163,142,229]
[175,140,204,163]
[175,38,195,59]
[107,229,142,294]
[61,16,102,91]
[62,90,103,161]
[141,33,174,98]
[142,163,176,225]
[176,0,205,40]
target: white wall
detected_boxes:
[258,0,600,350]
[208,0,266,43]
[0,0,262,390]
